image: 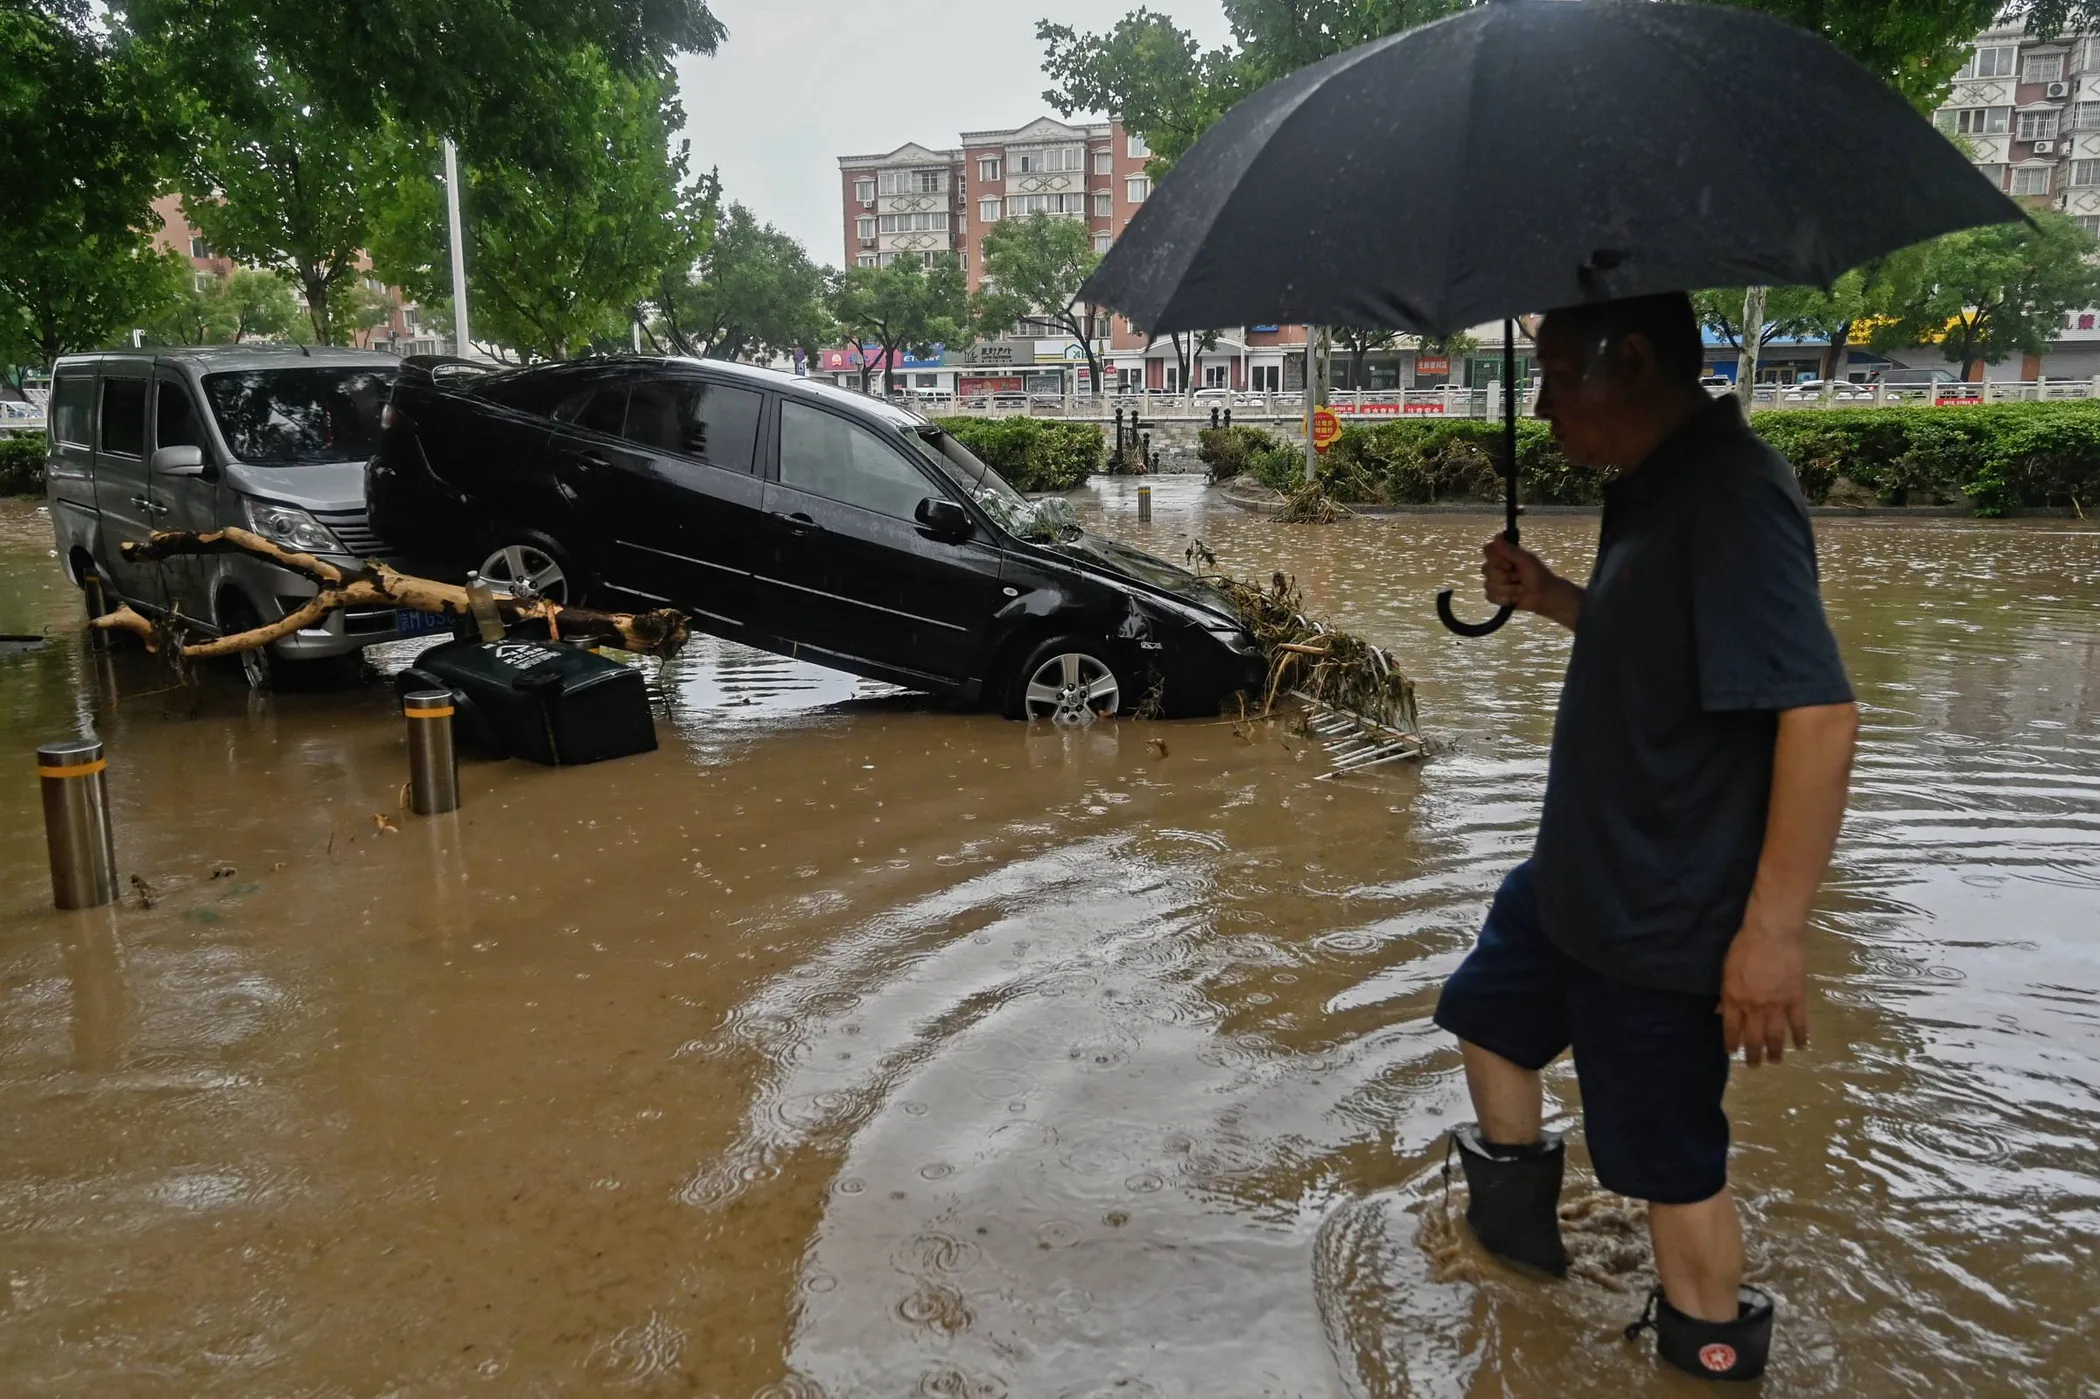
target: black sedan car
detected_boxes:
[366,356,1267,720]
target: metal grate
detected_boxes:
[311,508,390,559]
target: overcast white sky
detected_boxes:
[671,0,1233,265]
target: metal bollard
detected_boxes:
[1114,406,1125,459]
[1224,407,1233,427]
[1137,483,1152,521]
[404,689,460,815]
[39,738,118,910]
[1210,406,1220,428]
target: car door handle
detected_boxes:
[770,511,820,537]
[570,452,611,473]
[131,495,169,514]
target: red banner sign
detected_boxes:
[960,376,1025,395]
[1402,402,1446,414]
[1414,354,1451,375]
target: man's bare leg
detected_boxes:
[1650,1188,1742,1322]
[1461,1040,1543,1144]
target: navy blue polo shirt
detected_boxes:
[1530,396,1853,997]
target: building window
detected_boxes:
[2077,214,2100,236]
[1943,106,2012,135]
[1094,150,1113,175]
[856,216,875,238]
[2019,108,2060,140]
[1093,192,1113,217]
[2073,101,2100,131]
[2071,158,2100,185]
[959,252,968,271]
[879,251,897,267]
[979,157,1001,182]
[194,273,212,292]
[188,236,213,259]
[2011,165,2053,195]
[1094,232,1112,253]
[1957,45,2016,80]
[855,178,874,204]
[917,169,944,194]
[1251,364,1281,393]
[857,254,877,268]
[1004,193,1087,217]
[1012,145,1085,174]
[1127,132,1150,158]
[878,169,946,196]
[2024,51,2065,84]
[878,212,950,233]
[919,251,944,267]
[1977,163,2009,190]
[1126,176,1151,203]
[979,199,1001,224]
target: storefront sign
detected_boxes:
[1414,354,1450,376]
[960,375,1025,395]
[964,343,1027,365]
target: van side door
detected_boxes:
[43,371,99,580]
[89,370,162,610]
[150,373,220,614]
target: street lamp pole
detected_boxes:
[442,137,471,357]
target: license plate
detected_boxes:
[393,608,455,639]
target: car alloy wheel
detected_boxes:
[1023,650,1121,727]
[477,543,569,605]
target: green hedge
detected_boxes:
[936,417,1103,493]
[1205,403,2100,516]
[1196,425,1308,491]
[0,433,44,496]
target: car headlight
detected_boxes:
[243,499,343,554]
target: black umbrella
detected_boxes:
[1081,0,2021,635]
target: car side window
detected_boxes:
[50,376,92,447]
[778,401,937,520]
[100,379,146,458]
[622,379,762,472]
[558,381,631,437]
[155,381,203,450]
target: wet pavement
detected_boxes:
[1,479,2097,1397]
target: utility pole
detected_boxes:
[1301,325,1330,475]
[443,138,472,357]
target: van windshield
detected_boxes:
[202,367,397,465]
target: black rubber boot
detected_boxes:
[1448,1123,1568,1277]
[1626,1285,1775,1381]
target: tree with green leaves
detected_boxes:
[1868,215,2100,380]
[0,2,179,368]
[116,0,724,184]
[371,54,709,361]
[1334,327,1400,388]
[972,215,1107,395]
[828,257,969,398]
[651,202,831,362]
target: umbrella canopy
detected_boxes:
[1081,0,2021,336]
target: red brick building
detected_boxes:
[838,119,1312,393]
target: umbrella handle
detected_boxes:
[1436,589,1514,638]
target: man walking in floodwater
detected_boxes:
[1433,292,1859,1382]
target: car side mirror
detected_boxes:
[915,496,971,539]
[150,445,212,479]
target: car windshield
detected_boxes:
[202,367,396,465]
[901,426,1068,541]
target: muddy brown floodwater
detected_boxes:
[1,480,2097,1397]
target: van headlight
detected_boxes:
[243,499,342,554]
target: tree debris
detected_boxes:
[93,528,690,659]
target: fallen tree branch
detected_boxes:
[99,528,691,658]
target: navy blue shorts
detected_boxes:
[1433,862,1731,1205]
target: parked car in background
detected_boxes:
[369,356,1268,720]
[44,345,402,688]
[1698,374,1734,395]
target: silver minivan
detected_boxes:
[44,345,405,687]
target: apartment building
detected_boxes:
[1934,23,2100,376]
[839,119,1332,395]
